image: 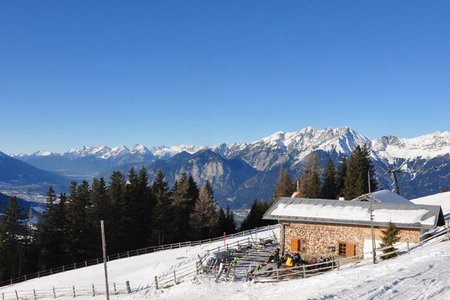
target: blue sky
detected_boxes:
[1,1,450,154]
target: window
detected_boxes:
[339,243,356,257]
[291,239,306,252]
[338,243,346,256]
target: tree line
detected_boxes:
[274,145,378,200]
[0,168,238,281]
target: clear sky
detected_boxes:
[1,1,450,154]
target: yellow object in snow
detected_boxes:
[286,257,293,267]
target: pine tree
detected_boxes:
[379,222,400,259]
[0,196,30,280]
[320,159,337,199]
[136,167,154,248]
[36,188,68,269]
[335,156,348,198]
[107,171,125,253]
[152,170,173,245]
[171,173,198,241]
[344,145,378,199]
[216,207,237,237]
[65,181,93,262]
[240,200,272,231]
[273,168,296,201]
[298,154,321,198]
[189,180,218,240]
[88,178,112,255]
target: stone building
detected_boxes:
[263,192,445,258]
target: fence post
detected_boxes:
[97,258,99,264]
[73,263,76,270]
[154,276,159,290]
[407,241,410,253]
[24,274,27,281]
[15,290,18,300]
[92,284,95,296]
[173,270,177,284]
[62,265,65,272]
[113,282,117,294]
[302,265,306,278]
[2,292,4,300]
[33,289,37,300]
[38,271,40,278]
[126,281,131,294]
[276,268,279,280]
[85,261,88,267]
[72,286,76,297]
[53,287,56,298]
[50,268,53,275]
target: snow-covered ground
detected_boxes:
[2,192,450,300]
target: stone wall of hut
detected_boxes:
[283,222,421,258]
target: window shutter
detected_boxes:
[291,239,299,251]
[345,243,356,257]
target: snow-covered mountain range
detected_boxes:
[9,127,450,207]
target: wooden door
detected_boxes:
[291,239,299,251]
[345,243,356,257]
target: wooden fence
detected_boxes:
[0,282,131,300]
[154,225,279,289]
[0,224,279,288]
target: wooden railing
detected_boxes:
[0,224,279,288]
[154,225,279,289]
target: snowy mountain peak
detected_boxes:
[131,144,151,154]
[32,150,55,157]
[373,131,450,162]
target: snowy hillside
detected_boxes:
[1,224,449,299]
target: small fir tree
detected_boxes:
[379,222,400,259]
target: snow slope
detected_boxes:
[1,224,450,299]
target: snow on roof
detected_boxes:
[355,190,411,204]
[411,191,450,220]
[264,197,443,229]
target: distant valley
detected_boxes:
[3,127,450,208]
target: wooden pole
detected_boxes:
[72,286,76,298]
[33,289,36,300]
[92,284,95,296]
[154,276,159,289]
[126,281,131,294]
[101,220,110,300]
[53,287,56,298]
[15,290,18,300]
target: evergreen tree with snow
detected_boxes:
[380,222,400,259]
[320,159,337,199]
